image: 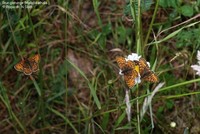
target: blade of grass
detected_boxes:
[101,112,109,130]
[113,111,126,132]
[136,85,141,134]
[144,0,159,47]
[130,0,142,54]
[165,91,200,99]
[66,59,101,109]
[132,78,200,102]
[148,21,200,45]
[159,78,200,92]
[0,82,26,133]
[48,106,78,133]
[30,75,41,96]
[92,0,102,27]
[93,120,105,134]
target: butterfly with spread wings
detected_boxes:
[14,54,40,75]
[116,56,158,88]
[116,56,139,88]
[134,58,158,83]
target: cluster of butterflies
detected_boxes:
[14,54,40,75]
[116,56,158,88]
[14,54,158,89]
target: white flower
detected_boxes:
[170,122,176,128]
[191,50,200,76]
[125,53,141,61]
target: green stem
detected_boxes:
[144,0,159,47]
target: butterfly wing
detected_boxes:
[28,54,40,63]
[116,56,126,69]
[124,61,138,88]
[138,58,150,75]
[137,58,158,83]
[23,64,32,75]
[28,54,40,72]
[14,60,25,72]
[126,61,138,76]
[142,70,158,83]
[14,60,32,75]
[124,73,135,88]
[28,62,39,72]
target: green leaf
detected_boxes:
[181,5,194,17]
[102,23,112,35]
[101,113,109,130]
[159,0,178,8]
[114,111,126,128]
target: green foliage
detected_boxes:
[88,23,112,49]
[165,99,174,110]
[159,0,198,17]
[175,28,200,49]
[159,0,179,8]
[116,26,132,44]
[181,5,194,17]
[124,0,154,17]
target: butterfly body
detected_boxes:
[121,66,133,75]
[14,54,40,75]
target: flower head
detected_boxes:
[125,53,141,61]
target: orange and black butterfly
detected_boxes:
[14,54,40,75]
[116,56,139,88]
[134,58,158,83]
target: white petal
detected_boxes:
[191,65,200,71]
[126,53,141,61]
[191,65,200,76]
[119,69,124,75]
[196,72,200,76]
[135,74,141,84]
[147,62,150,67]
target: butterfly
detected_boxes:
[134,58,158,83]
[14,54,40,75]
[116,56,139,88]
